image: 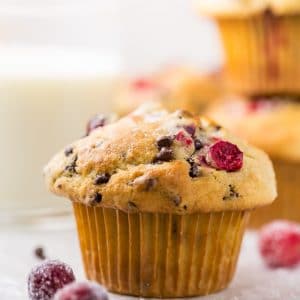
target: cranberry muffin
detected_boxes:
[114,66,223,116]
[44,103,276,297]
[195,0,300,95]
[208,95,300,227]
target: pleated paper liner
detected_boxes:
[217,13,300,95]
[73,203,250,298]
[249,160,300,228]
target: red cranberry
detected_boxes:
[86,114,107,135]
[175,131,193,147]
[54,281,109,300]
[246,99,276,113]
[131,78,156,91]
[207,140,243,172]
[28,260,75,300]
[259,221,300,268]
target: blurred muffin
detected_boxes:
[208,95,300,227]
[195,0,300,95]
[44,103,275,297]
[114,66,223,116]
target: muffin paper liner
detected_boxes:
[73,203,250,297]
[218,14,300,95]
[250,160,300,228]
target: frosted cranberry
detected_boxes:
[28,260,75,300]
[54,281,109,300]
[175,131,193,147]
[259,221,300,268]
[131,78,156,90]
[86,114,107,135]
[207,141,243,172]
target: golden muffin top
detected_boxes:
[114,66,223,116]
[207,96,300,162]
[194,0,300,17]
[44,103,276,214]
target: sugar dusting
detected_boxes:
[1,229,300,300]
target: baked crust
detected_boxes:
[114,66,223,115]
[44,103,276,213]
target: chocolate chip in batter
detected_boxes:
[153,147,173,163]
[94,173,110,185]
[156,136,173,149]
[171,195,181,206]
[223,185,239,201]
[86,114,107,135]
[64,147,73,157]
[65,155,78,174]
[90,192,102,205]
[194,139,203,151]
[189,162,201,178]
[134,176,158,191]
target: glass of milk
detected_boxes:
[0,1,121,223]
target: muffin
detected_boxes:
[208,95,300,227]
[114,66,223,116]
[44,103,276,297]
[195,0,300,95]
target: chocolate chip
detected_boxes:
[64,147,73,157]
[183,205,188,210]
[144,178,157,191]
[34,246,46,260]
[156,136,173,149]
[91,192,102,205]
[215,125,222,131]
[94,173,110,185]
[153,147,173,163]
[65,155,78,174]
[86,114,107,135]
[194,139,203,150]
[184,125,196,136]
[223,185,239,201]
[189,163,200,178]
[172,195,181,206]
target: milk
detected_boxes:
[0,46,120,218]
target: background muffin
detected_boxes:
[44,104,276,297]
[208,95,300,227]
[195,0,300,95]
[114,65,224,116]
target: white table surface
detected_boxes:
[1,216,299,300]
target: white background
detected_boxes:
[0,0,223,74]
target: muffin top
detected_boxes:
[194,0,300,17]
[207,96,300,162]
[44,103,276,214]
[114,66,223,116]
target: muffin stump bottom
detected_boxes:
[73,204,250,298]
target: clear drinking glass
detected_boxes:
[0,0,121,223]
